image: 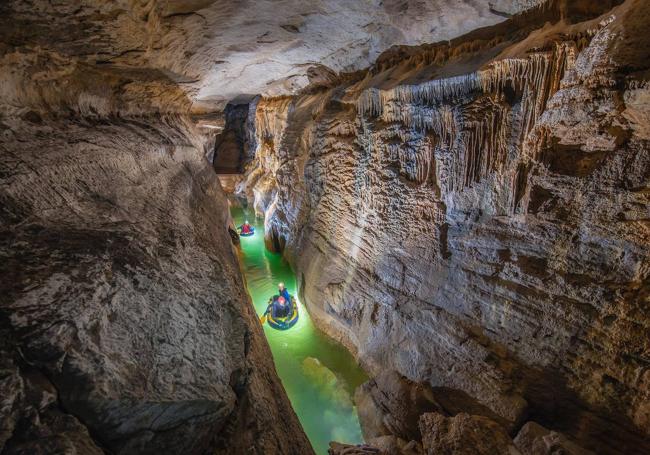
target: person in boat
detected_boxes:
[271,295,291,318]
[278,282,291,303]
[241,220,252,235]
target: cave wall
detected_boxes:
[0,114,315,454]
[0,2,313,454]
[239,1,650,452]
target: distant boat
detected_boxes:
[238,225,255,237]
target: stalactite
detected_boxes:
[456,104,510,189]
[357,74,481,119]
[355,37,581,195]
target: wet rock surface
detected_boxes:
[237,1,650,453]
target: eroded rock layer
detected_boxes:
[0,0,335,450]
[238,1,650,452]
[0,1,314,448]
[0,0,543,112]
[0,113,314,454]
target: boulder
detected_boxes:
[355,371,442,442]
[514,422,595,455]
[419,412,521,455]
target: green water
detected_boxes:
[231,205,367,454]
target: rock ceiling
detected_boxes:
[1,0,542,112]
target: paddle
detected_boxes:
[259,300,272,325]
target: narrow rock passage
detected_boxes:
[230,205,367,454]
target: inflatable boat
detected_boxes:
[260,296,299,330]
[238,225,255,237]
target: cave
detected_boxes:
[1,1,648,455]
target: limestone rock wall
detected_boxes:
[0,113,313,454]
[239,1,650,452]
[0,2,313,453]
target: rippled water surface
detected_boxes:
[231,205,367,454]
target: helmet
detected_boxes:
[278,282,285,289]
[278,296,286,304]
[245,220,249,224]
